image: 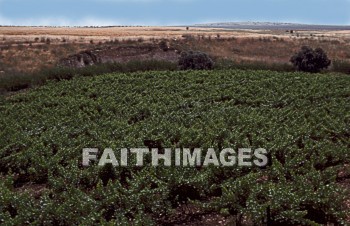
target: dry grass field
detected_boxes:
[1,26,350,74]
[1,26,349,41]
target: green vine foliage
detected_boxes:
[0,69,349,225]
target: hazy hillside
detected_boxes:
[194,21,350,30]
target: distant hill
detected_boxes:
[193,22,350,30]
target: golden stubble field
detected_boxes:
[1,26,350,43]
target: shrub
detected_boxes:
[159,40,168,52]
[290,46,331,73]
[178,51,214,70]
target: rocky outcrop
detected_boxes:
[59,44,179,68]
[59,50,101,68]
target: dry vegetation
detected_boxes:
[1,26,350,74]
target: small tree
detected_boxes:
[178,50,214,70]
[290,46,331,73]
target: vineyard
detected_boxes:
[0,69,349,225]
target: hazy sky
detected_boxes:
[0,0,349,26]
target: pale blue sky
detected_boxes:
[0,0,349,26]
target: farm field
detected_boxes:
[0,69,349,225]
[1,26,350,42]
